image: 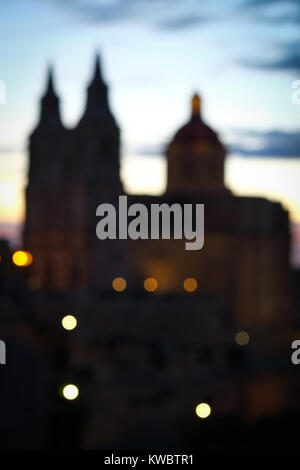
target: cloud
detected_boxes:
[132,143,166,157]
[241,46,300,73]
[243,0,299,8]
[242,0,300,26]
[42,0,300,72]
[133,129,300,159]
[239,0,300,72]
[157,14,212,31]
[75,1,136,24]
[230,129,300,158]
[50,0,215,30]
[50,0,134,24]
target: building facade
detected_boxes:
[23,55,292,328]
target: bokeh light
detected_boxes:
[144,277,158,292]
[62,315,77,331]
[112,277,127,291]
[183,277,198,292]
[62,384,79,400]
[235,331,250,346]
[12,250,33,267]
[195,402,211,419]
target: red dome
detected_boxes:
[171,94,222,146]
[174,120,219,143]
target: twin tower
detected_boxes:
[24,55,123,290]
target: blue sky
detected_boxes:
[0,0,299,237]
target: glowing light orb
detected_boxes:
[195,403,211,419]
[183,277,198,292]
[144,277,158,292]
[63,384,79,400]
[112,277,127,291]
[12,250,33,267]
[235,331,250,346]
[62,315,77,331]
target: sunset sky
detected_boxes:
[0,0,299,247]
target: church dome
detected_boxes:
[172,94,222,146]
[166,93,226,195]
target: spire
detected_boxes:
[80,52,111,122]
[38,64,62,127]
[90,53,103,86]
[191,93,201,120]
[45,64,56,95]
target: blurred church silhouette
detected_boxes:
[24,54,292,328]
[1,53,295,449]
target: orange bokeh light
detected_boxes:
[112,277,127,292]
[144,277,158,292]
[12,250,33,267]
[183,277,198,292]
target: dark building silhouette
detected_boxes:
[24,56,124,291]
[4,54,295,449]
[24,54,292,328]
